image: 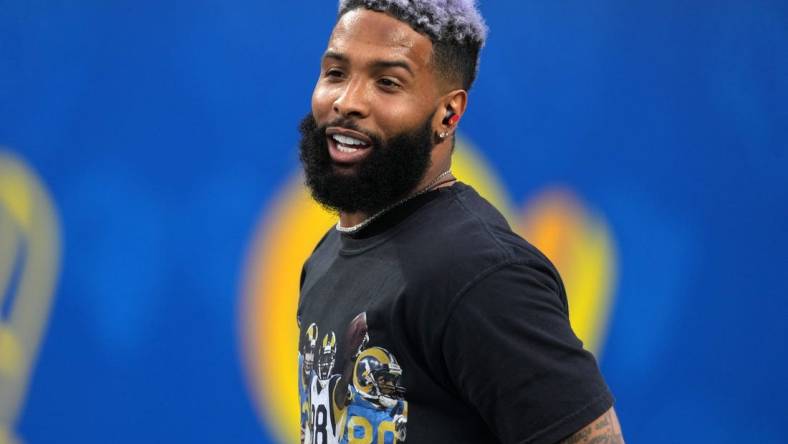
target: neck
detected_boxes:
[338,210,369,228]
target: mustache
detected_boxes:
[319,116,380,146]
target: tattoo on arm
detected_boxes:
[559,408,624,444]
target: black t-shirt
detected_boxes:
[297,182,613,444]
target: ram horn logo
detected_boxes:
[0,150,62,444]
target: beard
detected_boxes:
[298,112,436,215]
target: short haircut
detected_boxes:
[337,0,488,91]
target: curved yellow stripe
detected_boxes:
[0,160,33,231]
[0,150,62,444]
[241,176,335,442]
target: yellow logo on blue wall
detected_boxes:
[0,150,62,444]
[239,139,617,442]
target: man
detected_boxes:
[341,346,408,443]
[296,1,624,443]
[299,323,319,443]
[308,332,345,444]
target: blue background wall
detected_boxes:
[1,1,786,442]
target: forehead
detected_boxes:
[327,9,433,71]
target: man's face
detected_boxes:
[299,9,442,214]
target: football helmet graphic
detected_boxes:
[317,332,336,379]
[302,323,319,374]
[353,347,406,408]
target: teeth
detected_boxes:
[332,134,367,146]
[336,144,359,153]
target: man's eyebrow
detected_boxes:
[370,59,414,77]
[322,50,415,76]
[323,50,347,62]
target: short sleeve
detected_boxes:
[441,260,614,444]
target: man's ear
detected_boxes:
[440,90,468,129]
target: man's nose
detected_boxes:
[332,79,369,119]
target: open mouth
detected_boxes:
[326,127,373,165]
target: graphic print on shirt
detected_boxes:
[310,331,342,444]
[342,346,408,443]
[300,323,320,443]
[299,312,408,444]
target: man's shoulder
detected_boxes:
[301,226,342,275]
[417,183,551,268]
[395,183,559,297]
[311,225,341,255]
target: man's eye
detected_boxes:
[378,78,400,89]
[325,69,344,78]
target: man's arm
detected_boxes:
[559,408,624,444]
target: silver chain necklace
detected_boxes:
[335,170,454,234]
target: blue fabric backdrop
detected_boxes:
[1,1,786,442]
